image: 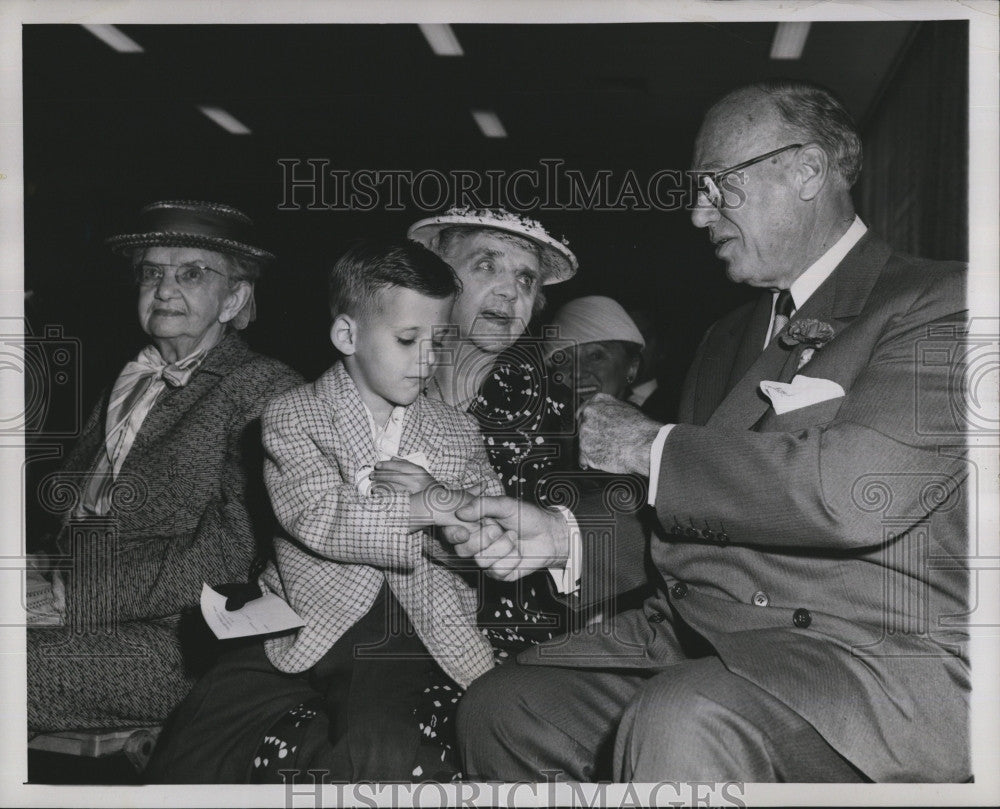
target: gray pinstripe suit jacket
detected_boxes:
[259,362,502,689]
[524,233,971,781]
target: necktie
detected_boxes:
[768,289,795,345]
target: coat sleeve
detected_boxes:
[419,408,505,566]
[262,388,423,570]
[574,487,651,607]
[33,395,107,555]
[108,362,303,622]
[654,271,968,550]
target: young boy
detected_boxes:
[146,239,503,783]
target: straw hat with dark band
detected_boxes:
[407,207,577,285]
[106,200,274,263]
[108,200,270,330]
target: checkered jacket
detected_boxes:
[259,362,502,688]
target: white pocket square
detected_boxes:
[759,375,845,415]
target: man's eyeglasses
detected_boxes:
[696,143,803,209]
[134,261,227,288]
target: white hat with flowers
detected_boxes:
[407,207,578,284]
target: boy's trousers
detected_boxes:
[147,584,443,783]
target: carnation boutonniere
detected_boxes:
[779,318,836,368]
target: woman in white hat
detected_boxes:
[545,295,645,410]
[407,206,577,506]
[27,201,301,739]
[401,207,577,777]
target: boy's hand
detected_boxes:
[440,495,571,581]
[440,519,521,573]
[408,485,477,531]
[371,457,438,495]
[422,517,511,568]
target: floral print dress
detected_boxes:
[411,342,576,780]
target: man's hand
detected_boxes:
[578,393,663,475]
[438,519,522,573]
[440,495,571,581]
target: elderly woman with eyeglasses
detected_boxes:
[27,201,301,736]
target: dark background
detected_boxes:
[21,20,968,460]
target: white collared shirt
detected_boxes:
[762,216,868,348]
[355,403,408,496]
[365,404,407,459]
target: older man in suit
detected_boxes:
[451,79,969,782]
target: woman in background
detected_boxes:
[545,295,645,409]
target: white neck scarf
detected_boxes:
[77,345,207,516]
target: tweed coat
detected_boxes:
[523,232,971,782]
[259,362,503,690]
[28,333,301,730]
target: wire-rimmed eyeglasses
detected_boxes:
[133,261,228,288]
[696,143,803,208]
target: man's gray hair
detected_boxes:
[734,79,863,188]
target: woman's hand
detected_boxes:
[371,457,438,494]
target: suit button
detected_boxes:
[685,526,699,537]
[792,608,812,628]
[717,532,729,544]
[701,528,715,540]
[671,524,684,535]
[751,591,769,607]
[648,611,666,623]
[671,582,688,599]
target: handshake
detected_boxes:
[368,395,660,580]
[370,458,571,582]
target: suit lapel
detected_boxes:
[705,231,891,431]
[317,362,379,470]
[397,399,423,458]
[705,324,796,430]
[687,299,763,425]
[727,294,773,390]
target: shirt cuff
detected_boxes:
[547,505,582,595]
[647,424,675,507]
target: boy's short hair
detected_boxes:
[329,238,460,320]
